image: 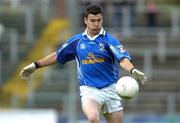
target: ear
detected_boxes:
[84,17,87,24]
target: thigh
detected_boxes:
[80,86,103,120]
[82,98,101,120]
[104,111,124,123]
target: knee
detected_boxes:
[87,113,100,122]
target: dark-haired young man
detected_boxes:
[20,4,147,123]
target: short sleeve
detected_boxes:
[56,34,80,64]
[106,34,131,62]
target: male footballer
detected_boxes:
[20,4,147,123]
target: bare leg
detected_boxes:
[82,98,102,123]
[104,111,124,123]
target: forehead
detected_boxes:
[87,13,102,20]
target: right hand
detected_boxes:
[19,63,36,81]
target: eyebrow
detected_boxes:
[89,17,102,20]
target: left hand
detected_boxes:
[131,68,148,84]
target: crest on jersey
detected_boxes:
[80,43,86,49]
[99,43,105,51]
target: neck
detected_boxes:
[87,30,96,38]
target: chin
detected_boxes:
[93,30,100,34]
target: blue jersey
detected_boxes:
[56,28,131,89]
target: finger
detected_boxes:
[20,74,27,81]
[20,72,26,80]
[19,70,24,77]
[24,73,30,80]
[141,76,148,84]
[21,75,29,81]
[20,75,26,81]
[20,68,29,77]
[143,75,148,81]
[20,71,29,81]
[24,76,30,81]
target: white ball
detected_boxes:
[115,76,139,99]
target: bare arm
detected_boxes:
[119,58,134,73]
[119,58,148,84]
[20,52,58,81]
[37,52,57,68]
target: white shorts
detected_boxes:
[80,84,123,114]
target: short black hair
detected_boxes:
[84,4,103,18]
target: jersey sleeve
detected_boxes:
[56,35,79,64]
[106,34,131,62]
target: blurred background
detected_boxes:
[0,0,180,123]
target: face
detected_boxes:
[84,13,103,36]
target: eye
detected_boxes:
[97,19,101,22]
[90,19,96,22]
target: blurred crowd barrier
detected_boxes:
[0,109,58,123]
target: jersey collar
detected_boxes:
[82,28,106,40]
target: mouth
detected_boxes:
[93,28,101,32]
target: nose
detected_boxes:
[94,21,98,26]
